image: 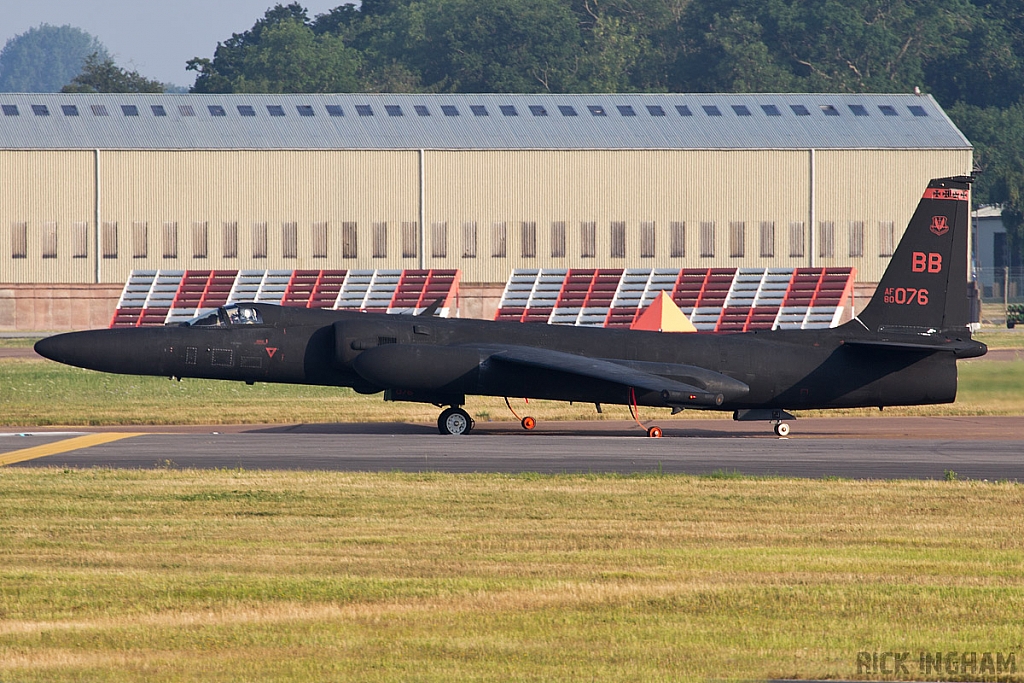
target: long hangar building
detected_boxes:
[0,93,972,330]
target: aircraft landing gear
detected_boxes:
[773,421,790,437]
[647,426,663,438]
[438,406,474,435]
[521,416,536,430]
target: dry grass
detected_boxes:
[0,469,1022,681]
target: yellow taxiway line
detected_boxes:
[0,433,144,466]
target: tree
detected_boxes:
[62,53,166,93]
[0,24,109,92]
[188,4,361,93]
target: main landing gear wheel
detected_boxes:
[647,426,663,439]
[773,422,790,437]
[438,407,474,435]
[521,416,536,430]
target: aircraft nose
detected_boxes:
[34,333,79,364]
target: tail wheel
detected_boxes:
[521,416,536,430]
[438,407,473,435]
[647,426,663,439]
[774,422,790,437]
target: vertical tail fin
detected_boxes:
[856,176,972,333]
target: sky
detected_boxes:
[0,0,350,89]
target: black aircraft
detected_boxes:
[36,176,986,436]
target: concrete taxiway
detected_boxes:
[2,416,1022,480]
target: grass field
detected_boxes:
[1,469,1022,681]
[1,356,1023,426]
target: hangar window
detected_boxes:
[529,105,548,116]
[385,105,403,117]
[699,222,715,258]
[521,222,536,258]
[848,221,864,257]
[252,222,268,258]
[702,105,722,116]
[313,221,329,259]
[121,105,139,116]
[267,105,285,117]
[207,105,226,117]
[759,222,774,258]
[237,105,256,117]
[401,221,418,258]
[558,105,577,116]
[487,223,503,258]
[102,222,118,258]
[879,221,895,257]
[908,105,928,117]
[2,104,19,116]
[849,104,868,116]
[372,222,387,258]
[761,104,781,116]
[550,221,565,258]
[470,105,488,116]
[31,104,50,116]
[297,105,315,117]
[790,104,810,116]
[432,223,448,258]
[176,105,193,117]
[222,222,238,259]
[355,104,373,117]
[11,222,27,258]
[670,222,685,258]
[789,222,805,258]
[879,105,898,116]
[414,105,430,116]
[62,105,79,116]
[729,222,745,257]
[441,105,459,116]
[162,222,177,259]
[818,222,835,258]
[587,105,606,117]
[41,221,57,258]
[462,221,477,258]
[640,222,656,258]
[132,221,148,258]
[342,222,357,259]
[610,222,626,258]
[72,221,88,258]
[731,104,751,116]
[675,105,692,116]
[192,222,208,259]
[326,104,344,116]
[819,104,839,116]
[647,105,665,116]
[500,105,517,116]
[491,222,506,258]
[616,105,636,116]
[580,222,596,258]
[151,105,166,116]
[282,222,298,258]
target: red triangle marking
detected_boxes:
[266,347,278,358]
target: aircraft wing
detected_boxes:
[479,344,747,406]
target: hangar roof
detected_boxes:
[0,93,970,151]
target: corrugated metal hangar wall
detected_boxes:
[1,93,972,289]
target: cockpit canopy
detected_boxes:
[184,303,264,327]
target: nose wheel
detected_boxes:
[773,422,790,437]
[438,406,474,435]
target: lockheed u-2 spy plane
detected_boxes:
[36,176,986,436]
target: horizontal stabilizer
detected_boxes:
[842,338,986,358]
